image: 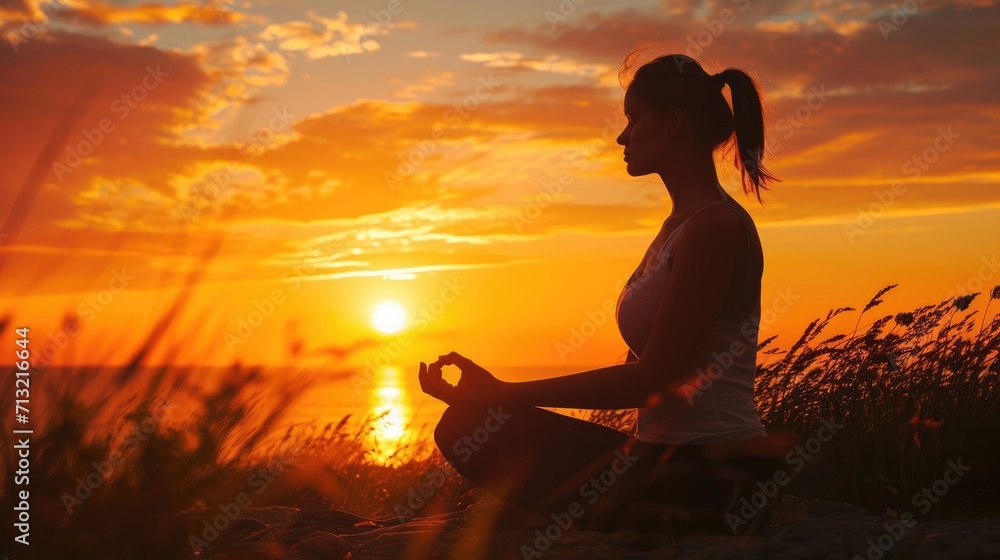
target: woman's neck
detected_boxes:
[665,180,731,221]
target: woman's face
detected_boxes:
[616,87,679,177]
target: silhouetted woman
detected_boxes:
[418,50,786,536]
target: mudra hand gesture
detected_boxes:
[418,351,506,405]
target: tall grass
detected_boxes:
[753,285,1000,517]
[0,284,998,558]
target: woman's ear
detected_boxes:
[660,106,684,140]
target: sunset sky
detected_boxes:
[1,0,998,376]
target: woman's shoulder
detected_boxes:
[678,203,747,244]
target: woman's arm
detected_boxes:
[495,361,670,409]
[493,206,746,410]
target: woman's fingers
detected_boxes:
[427,359,446,379]
[418,362,431,393]
[418,362,440,394]
[438,351,475,369]
[418,361,456,403]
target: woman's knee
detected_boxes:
[434,405,484,462]
[433,406,459,456]
[433,404,527,464]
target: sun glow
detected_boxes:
[369,366,413,464]
[371,300,406,334]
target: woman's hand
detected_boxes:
[418,351,506,405]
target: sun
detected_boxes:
[371,300,407,334]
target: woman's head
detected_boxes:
[615,50,779,203]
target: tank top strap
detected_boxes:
[660,199,733,248]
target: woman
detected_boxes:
[418,51,786,536]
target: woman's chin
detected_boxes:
[625,162,648,176]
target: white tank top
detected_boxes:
[616,183,767,445]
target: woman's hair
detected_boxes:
[619,47,780,203]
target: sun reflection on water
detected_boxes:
[368,366,413,463]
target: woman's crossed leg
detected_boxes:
[433,404,785,535]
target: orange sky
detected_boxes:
[1,0,999,376]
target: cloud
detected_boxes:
[0,30,282,256]
[0,0,42,20]
[51,0,253,26]
[755,19,802,33]
[0,31,213,220]
[392,70,457,99]
[4,0,998,297]
[478,3,1000,182]
[186,35,291,128]
[261,9,416,60]
[460,51,616,86]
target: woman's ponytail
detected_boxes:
[718,68,780,203]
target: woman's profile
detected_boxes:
[417,49,786,535]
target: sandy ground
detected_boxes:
[188,495,1000,559]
